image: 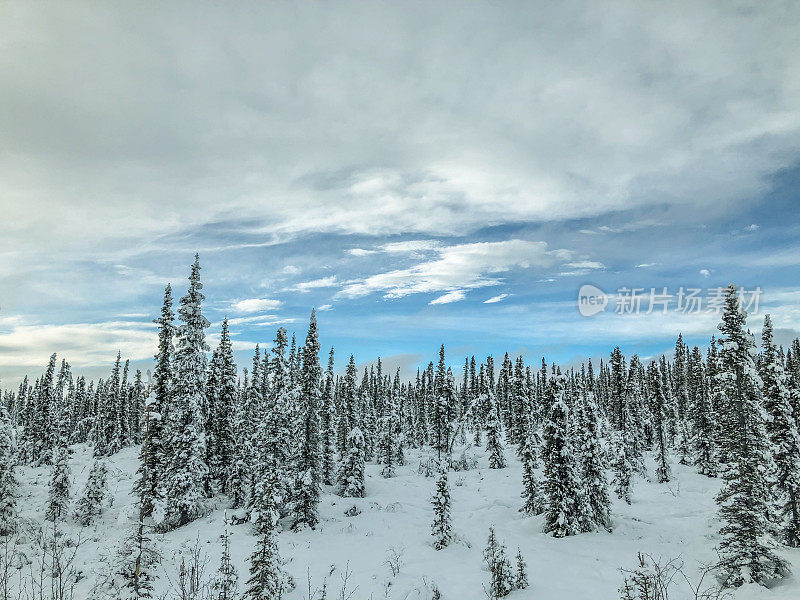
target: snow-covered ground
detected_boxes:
[13,444,800,599]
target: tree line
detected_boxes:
[2,255,799,597]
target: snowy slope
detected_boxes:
[13,443,800,600]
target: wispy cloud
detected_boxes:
[230,298,283,313]
[430,290,466,305]
[336,239,577,300]
[0,318,156,369]
[484,293,509,304]
[286,276,338,293]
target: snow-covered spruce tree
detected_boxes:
[338,426,365,498]
[485,384,506,469]
[93,352,121,457]
[575,389,612,531]
[431,464,452,550]
[611,430,633,505]
[206,318,238,493]
[650,360,671,484]
[520,431,543,516]
[137,285,174,519]
[715,285,787,587]
[625,356,648,476]
[45,444,70,522]
[261,328,295,515]
[337,355,358,458]
[483,527,513,599]
[293,310,322,530]
[320,347,337,486]
[378,393,397,478]
[212,516,238,600]
[75,458,107,526]
[510,357,529,454]
[514,548,529,591]
[542,372,590,537]
[162,254,210,530]
[0,404,18,535]
[244,476,290,600]
[761,314,800,547]
[689,345,718,477]
[432,346,455,459]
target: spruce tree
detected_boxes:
[162,255,210,530]
[611,431,633,505]
[214,318,238,494]
[514,549,529,590]
[650,361,671,484]
[519,431,542,515]
[293,310,322,529]
[690,346,718,477]
[244,476,289,600]
[484,527,513,598]
[761,314,800,547]
[485,386,506,469]
[212,516,239,600]
[337,427,366,498]
[576,390,612,531]
[75,458,108,526]
[320,348,337,486]
[715,286,787,587]
[45,444,71,522]
[431,465,452,550]
[0,404,18,535]
[542,373,589,537]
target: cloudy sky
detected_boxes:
[2,1,800,387]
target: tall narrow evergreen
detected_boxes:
[138,284,175,518]
[338,427,365,498]
[761,314,800,547]
[244,474,289,600]
[431,464,452,550]
[542,373,590,537]
[162,255,210,530]
[212,517,239,600]
[520,431,542,515]
[689,345,718,477]
[320,348,337,486]
[715,286,786,587]
[650,360,671,484]
[45,444,71,521]
[293,310,322,529]
[0,404,18,535]
[575,390,612,531]
[207,318,238,493]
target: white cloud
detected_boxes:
[699,269,711,277]
[430,290,466,305]
[484,293,509,304]
[0,318,156,369]
[336,239,574,300]
[636,263,658,268]
[230,298,283,313]
[565,261,605,270]
[317,304,333,311]
[287,276,339,293]
[3,1,798,275]
[381,240,442,256]
[347,248,376,256]
[745,224,760,231]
